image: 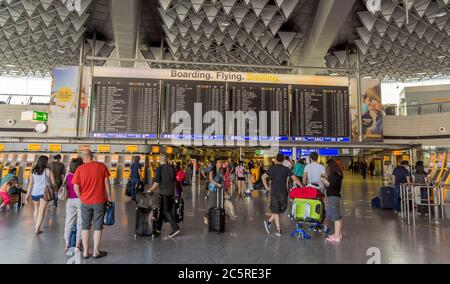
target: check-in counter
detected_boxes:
[122,155,132,183]
[2,155,14,177]
[23,154,36,185]
[109,154,119,185]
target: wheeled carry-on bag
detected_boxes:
[292,199,324,222]
[135,208,158,238]
[379,187,395,210]
[209,188,225,233]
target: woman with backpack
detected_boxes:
[25,156,57,235]
[63,158,84,252]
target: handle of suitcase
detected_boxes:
[216,187,224,209]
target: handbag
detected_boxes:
[125,180,132,197]
[208,182,218,193]
[43,169,54,202]
[57,174,69,201]
[104,202,115,226]
[136,191,160,211]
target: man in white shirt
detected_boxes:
[303,152,326,188]
[282,156,292,169]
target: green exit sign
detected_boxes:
[255,150,264,155]
[32,111,48,122]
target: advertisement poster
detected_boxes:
[349,78,359,142]
[48,66,80,137]
[361,78,383,141]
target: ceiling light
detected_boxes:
[330,73,339,76]
[369,61,377,65]
[437,55,446,59]
[57,50,65,54]
[417,72,427,75]
[435,10,448,17]
[5,64,15,68]
[221,21,231,27]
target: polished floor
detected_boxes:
[1,173,450,264]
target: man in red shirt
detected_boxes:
[73,150,112,259]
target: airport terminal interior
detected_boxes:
[2,0,450,265]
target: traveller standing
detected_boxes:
[25,156,57,235]
[325,159,344,243]
[303,152,327,189]
[292,159,306,186]
[63,158,84,252]
[204,160,225,224]
[73,150,112,259]
[150,155,180,238]
[186,160,193,185]
[369,161,375,177]
[384,161,394,185]
[235,161,247,197]
[49,154,66,208]
[360,161,368,180]
[130,156,143,199]
[175,162,185,198]
[413,161,429,215]
[283,156,292,169]
[392,160,412,213]
[262,154,301,236]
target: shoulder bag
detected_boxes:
[57,173,69,201]
[43,169,54,202]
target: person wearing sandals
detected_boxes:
[25,156,57,235]
[73,150,112,259]
[325,159,344,243]
[63,158,84,252]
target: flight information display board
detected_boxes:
[228,83,289,140]
[90,77,160,139]
[160,80,226,140]
[292,85,350,142]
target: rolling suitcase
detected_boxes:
[135,208,158,238]
[209,188,225,233]
[379,187,395,210]
[172,198,184,224]
[291,198,324,222]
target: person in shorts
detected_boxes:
[73,150,112,259]
[262,154,301,236]
[324,159,344,243]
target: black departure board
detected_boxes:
[90,77,160,139]
[229,83,289,140]
[292,85,350,142]
[160,80,226,139]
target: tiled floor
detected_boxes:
[1,173,450,264]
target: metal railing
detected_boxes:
[399,182,450,226]
[386,101,450,116]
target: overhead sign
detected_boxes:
[98,145,111,153]
[126,145,139,153]
[28,144,42,151]
[21,111,49,122]
[0,144,4,152]
[49,144,62,152]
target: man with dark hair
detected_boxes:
[49,154,66,208]
[392,160,412,213]
[303,152,326,188]
[262,154,301,236]
[73,150,112,259]
[150,154,180,238]
[130,156,142,199]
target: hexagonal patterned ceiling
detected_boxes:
[2,0,450,79]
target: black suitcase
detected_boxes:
[135,208,158,238]
[172,198,184,224]
[209,188,225,233]
[379,187,395,210]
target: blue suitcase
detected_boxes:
[379,187,395,210]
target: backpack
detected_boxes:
[176,169,186,183]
